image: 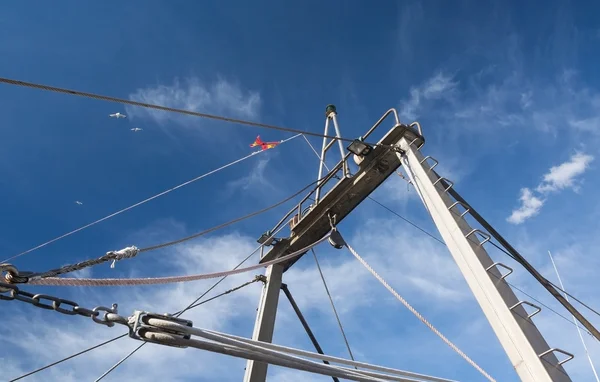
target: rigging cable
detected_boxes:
[10,276,265,382]
[34,234,331,287]
[311,248,357,366]
[0,77,387,149]
[93,277,265,382]
[16,174,326,281]
[281,284,340,382]
[91,225,291,380]
[369,196,599,340]
[435,174,600,341]
[2,134,300,264]
[9,198,292,381]
[9,334,128,382]
[341,234,496,382]
[301,133,600,338]
[549,250,600,381]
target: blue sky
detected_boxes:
[1,0,600,381]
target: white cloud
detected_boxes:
[406,66,600,143]
[400,72,457,120]
[536,152,594,193]
[507,188,545,225]
[125,77,261,128]
[508,152,594,224]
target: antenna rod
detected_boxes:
[547,250,599,381]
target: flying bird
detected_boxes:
[109,112,126,118]
[131,128,143,132]
[249,136,280,151]
[75,201,83,205]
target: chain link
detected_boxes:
[0,281,126,327]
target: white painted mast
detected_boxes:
[547,250,600,382]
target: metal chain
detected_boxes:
[0,281,127,327]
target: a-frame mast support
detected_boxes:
[396,134,572,381]
[244,107,411,381]
[243,264,284,382]
[245,105,574,381]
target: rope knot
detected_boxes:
[107,246,139,269]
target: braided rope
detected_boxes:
[28,233,331,287]
[344,242,496,382]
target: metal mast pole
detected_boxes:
[315,105,349,204]
[395,132,572,381]
[243,264,284,382]
[246,105,396,382]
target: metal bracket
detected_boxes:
[510,301,542,319]
[92,304,120,327]
[432,177,454,193]
[448,201,471,218]
[407,137,422,149]
[419,156,438,172]
[327,212,337,230]
[485,262,513,281]
[328,230,346,249]
[464,229,491,247]
[408,122,425,149]
[539,348,575,366]
[130,311,193,348]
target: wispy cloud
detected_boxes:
[400,72,457,121]
[507,188,545,225]
[403,66,600,143]
[508,152,594,224]
[226,156,278,197]
[125,77,261,128]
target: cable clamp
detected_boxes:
[107,246,139,269]
[129,311,193,348]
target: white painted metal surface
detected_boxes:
[397,138,571,382]
[243,264,284,382]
